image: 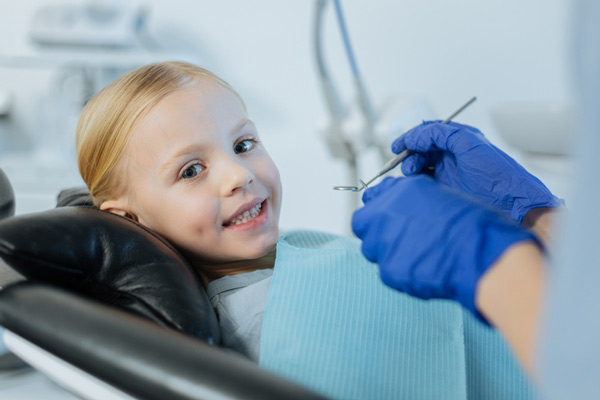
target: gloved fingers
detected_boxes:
[390,121,441,154]
[400,150,443,176]
[400,153,427,176]
[445,120,484,136]
[359,231,379,263]
[380,267,446,300]
[390,132,409,155]
[391,121,461,155]
[421,119,443,125]
[351,207,380,263]
[351,205,367,236]
[390,120,446,154]
[443,121,491,151]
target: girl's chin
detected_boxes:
[238,237,278,260]
[196,240,278,263]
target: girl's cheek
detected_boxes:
[263,158,281,185]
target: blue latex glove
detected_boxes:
[352,175,542,321]
[392,120,564,223]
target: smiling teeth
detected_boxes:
[227,203,262,226]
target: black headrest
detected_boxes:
[0,206,220,344]
[0,169,15,220]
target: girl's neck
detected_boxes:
[194,247,277,286]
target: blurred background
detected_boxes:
[0,0,574,236]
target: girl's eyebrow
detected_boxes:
[231,119,256,135]
[158,144,205,176]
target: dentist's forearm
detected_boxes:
[475,241,545,378]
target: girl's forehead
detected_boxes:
[153,81,245,124]
[123,82,249,167]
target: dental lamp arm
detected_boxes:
[314,0,345,126]
[332,0,377,143]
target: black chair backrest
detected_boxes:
[0,204,220,343]
[0,168,15,220]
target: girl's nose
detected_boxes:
[220,158,255,197]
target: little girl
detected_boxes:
[77,61,281,362]
[75,61,537,400]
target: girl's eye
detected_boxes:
[234,139,255,154]
[181,164,204,180]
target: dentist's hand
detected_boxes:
[392,121,564,223]
[352,175,541,321]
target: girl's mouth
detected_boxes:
[223,200,268,230]
[225,202,263,226]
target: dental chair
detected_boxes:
[0,168,325,400]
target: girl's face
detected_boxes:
[107,80,282,269]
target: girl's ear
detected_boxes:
[100,199,139,222]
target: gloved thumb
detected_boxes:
[389,121,442,155]
[391,122,459,154]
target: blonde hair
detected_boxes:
[76,61,243,207]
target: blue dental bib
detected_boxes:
[259,230,537,400]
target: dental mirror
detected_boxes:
[333,96,477,192]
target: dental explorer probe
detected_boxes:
[333,96,477,192]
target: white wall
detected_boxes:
[0,0,572,235]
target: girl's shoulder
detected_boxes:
[278,229,361,252]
